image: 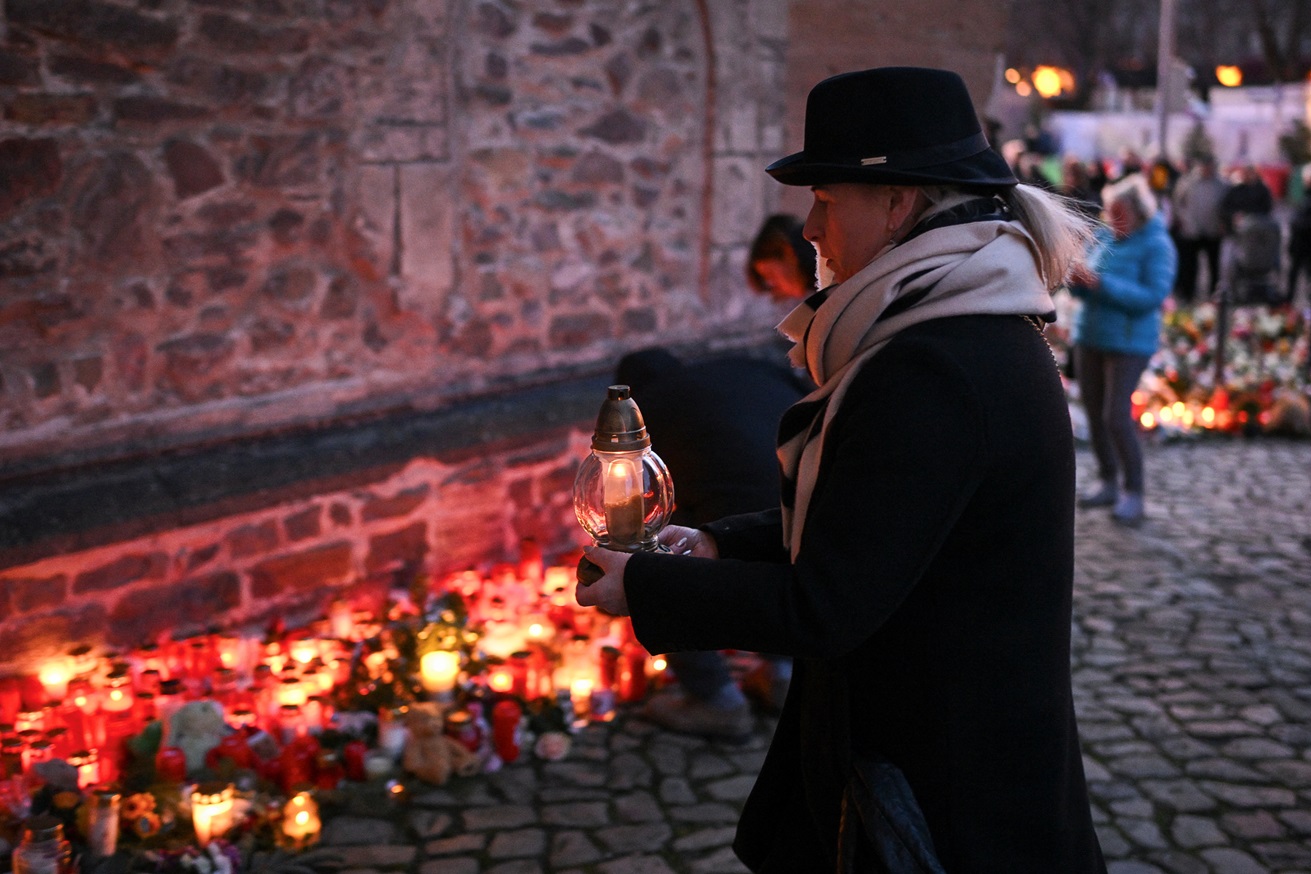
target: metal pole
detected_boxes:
[1213,295,1229,391]
[1156,0,1177,159]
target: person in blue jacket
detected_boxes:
[1069,174,1178,526]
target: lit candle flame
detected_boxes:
[602,457,644,546]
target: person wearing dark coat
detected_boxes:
[578,67,1106,873]
[613,348,809,738]
[1287,167,1311,305]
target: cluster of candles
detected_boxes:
[1132,390,1260,433]
[0,553,666,852]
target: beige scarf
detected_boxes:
[776,212,1054,558]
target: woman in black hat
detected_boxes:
[579,67,1106,873]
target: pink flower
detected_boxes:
[534,731,572,761]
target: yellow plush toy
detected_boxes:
[401,702,479,785]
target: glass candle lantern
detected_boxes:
[86,789,120,858]
[67,749,100,789]
[66,679,98,716]
[37,662,73,703]
[280,791,321,849]
[419,650,460,699]
[11,814,72,874]
[573,386,674,574]
[190,782,234,846]
[100,670,134,714]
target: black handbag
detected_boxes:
[836,752,948,874]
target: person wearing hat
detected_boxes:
[578,67,1106,872]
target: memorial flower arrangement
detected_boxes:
[1049,297,1310,436]
[0,548,660,873]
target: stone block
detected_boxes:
[709,156,762,248]
[487,828,545,858]
[73,552,168,595]
[249,542,354,598]
[0,138,62,222]
[580,109,648,145]
[237,134,322,188]
[47,53,138,85]
[398,162,455,312]
[548,312,610,349]
[226,522,281,559]
[284,507,322,542]
[361,486,430,522]
[199,13,310,54]
[320,814,399,846]
[418,859,478,874]
[5,93,98,125]
[5,0,178,53]
[289,56,347,119]
[320,273,359,319]
[0,50,40,86]
[108,571,241,644]
[353,163,395,278]
[163,139,224,199]
[548,831,603,868]
[72,357,102,392]
[114,96,209,123]
[7,575,67,613]
[260,264,318,310]
[332,845,416,869]
[593,822,673,855]
[157,333,237,402]
[365,522,428,575]
[0,233,58,279]
[460,804,536,831]
[30,362,59,398]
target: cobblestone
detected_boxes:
[318,438,1311,871]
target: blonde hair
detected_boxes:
[1002,184,1104,289]
[918,183,1103,290]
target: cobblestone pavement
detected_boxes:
[318,437,1311,874]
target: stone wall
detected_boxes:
[0,0,792,474]
[0,0,1010,675]
[0,410,594,674]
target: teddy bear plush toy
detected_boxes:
[170,699,230,774]
[401,702,479,785]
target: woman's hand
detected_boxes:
[658,524,719,558]
[574,546,633,616]
[574,527,719,616]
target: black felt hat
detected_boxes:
[766,67,1018,189]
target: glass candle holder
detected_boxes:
[280,791,321,849]
[190,782,234,846]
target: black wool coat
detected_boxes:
[626,314,1106,873]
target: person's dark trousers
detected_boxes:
[1175,235,1222,303]
[666,650,736,700]
[1196,235,1222,300]
[1075,345,1151,493]
[1288,251,1310,303]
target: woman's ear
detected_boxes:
[887,186,928,239]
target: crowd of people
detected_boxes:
[1019,139,1308,308]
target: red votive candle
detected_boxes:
[491,699,522,763]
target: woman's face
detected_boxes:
[803,184,899,284]
[752,249,811,301]
[1106,198,1143,240]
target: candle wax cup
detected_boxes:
[602,457,644,545]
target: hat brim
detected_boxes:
[766,147,1018,189]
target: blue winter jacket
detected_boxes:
[1069,213,1177,356]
